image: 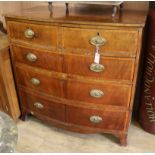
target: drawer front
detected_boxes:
[64,54,135,82]
[7,21,58,47]
[66,80,131,107]
[62,27,138,55]
[15,66,63,97]
[12,45,62,72]
[66,105,127,131]
[19,90,65,121]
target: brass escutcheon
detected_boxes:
[90,33,106,46]
[90,115,103,123]
[90,63,104,72]
[24,28,35,39]
[34,102,44,109]
[30,78,40,85]
[26,53,37,62]
[90,89,104,98]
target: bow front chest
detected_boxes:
[5,5,147,146]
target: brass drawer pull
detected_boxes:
[26,53,37,62]
[90,32,106,47]
[34,102,44,109]
[90,115,103,124]
[90,89,104,98]
[30,78,40,85]
[90,63,105,72]
[24,28,35,39]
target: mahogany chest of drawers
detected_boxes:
[5,5,147,145]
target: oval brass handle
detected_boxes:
[90,115,103,124]
[90,63,105,73]
[26,53,37,62]
[30,78,40,85]
[24,28,35,39]
[90,89,104,98]
[90,33,106,46]
[34,102,44,109]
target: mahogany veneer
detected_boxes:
[5,5,147,146]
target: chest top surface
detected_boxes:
[4,5,147,27]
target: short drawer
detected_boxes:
[64,54,135,82]
[66,105,127,131]
[66,79,131,107]
[12,45,62,72]
[62,27,138,55]
[7,21,58,47]
[15,65,63,97]
[19,90,65,121]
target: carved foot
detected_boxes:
[118,133,128,146]
[20,109,28,121]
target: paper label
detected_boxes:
[94,52,100,64]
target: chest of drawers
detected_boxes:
[5,6,147,146]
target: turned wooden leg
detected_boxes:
[20,108,28,121]
[118,133,128,146]
[120,3,124,10]
[112,6,117,17]
[65,3,69,15]
[48,2,53,14]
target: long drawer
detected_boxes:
[64,53,135,82]
[12,45,135,82]
[7,21,58,47]
[66,105,127,131]
[62,27,139,55]
[66,79,132,107]
[19,90,65,121]
[12,45,63,72]
[15,65,63,97]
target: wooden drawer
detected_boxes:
[66,79,131,107]
[66,105,127,131]
[15,65,63,97]
[7,21,58,47]
[12,45,62,72]
[62,27,138,55]
[19,90,65,121]
[64,54,135,82]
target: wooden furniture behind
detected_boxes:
[5,5,147,145]
[0,32,20,121]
